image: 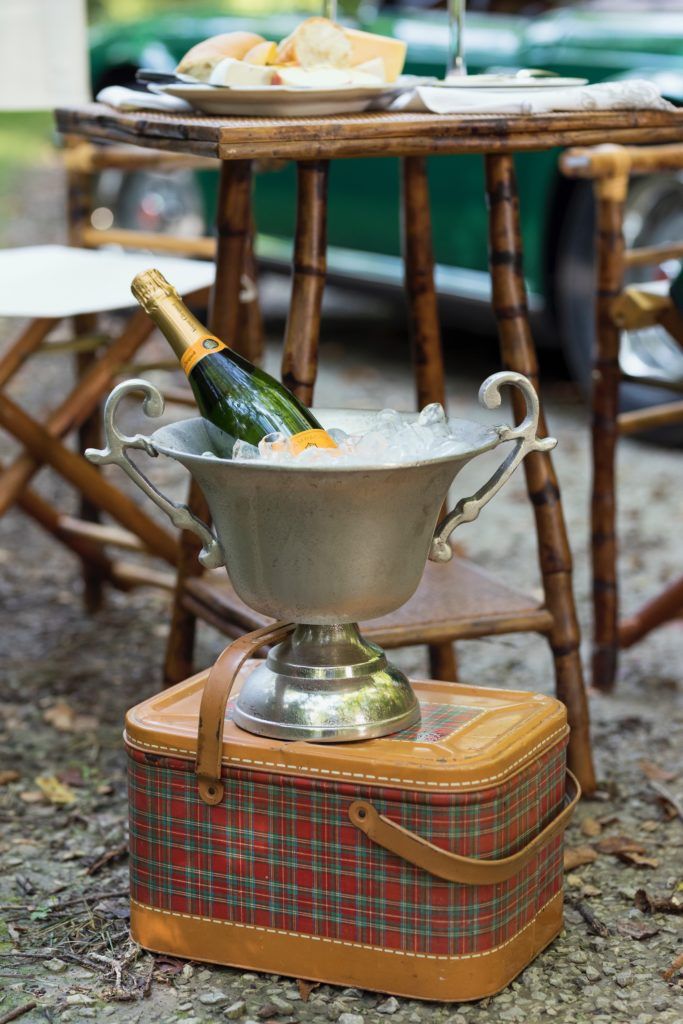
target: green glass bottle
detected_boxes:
[130,268,335,454]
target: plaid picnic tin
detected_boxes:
[124,666,578,1001]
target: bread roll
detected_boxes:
[177,32,265,81]
[276,18,351,70]
[244,41,278,66]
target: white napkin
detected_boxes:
[96,85,191,112]
[390,78,674,115]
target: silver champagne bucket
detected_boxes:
[87,372,554,742]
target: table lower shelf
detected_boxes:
[182,554,552,648]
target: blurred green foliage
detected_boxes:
[87,0,336,22]
[0,113,54,180]
[0,112,55,219]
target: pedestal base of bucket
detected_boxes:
[233,623,421,742]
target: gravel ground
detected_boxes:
[0,161,682,1024]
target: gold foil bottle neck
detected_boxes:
[131,269,179,312]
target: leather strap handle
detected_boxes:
[195,620,296,805]
[349,770,579,885]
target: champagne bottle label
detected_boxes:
[288,429,338,454]
[180,335,227,375]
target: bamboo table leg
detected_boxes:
[592,177,627,692]
[164,159,253,685]
[281,161,329,405]
[401,155,457,681]
[484,153,596,795]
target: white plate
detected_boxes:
[158,77,419,117]
[432,75,588,90]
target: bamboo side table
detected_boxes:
[54,103,683,794]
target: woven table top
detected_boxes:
[56,103,683,161]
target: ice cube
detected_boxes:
[230,409,474,468]
[201,450,218,459]
[258,432,287,460]
[418,402,450,439]
[375,409,403,435]
[354,430,390,459]
[418,402,446,427]
[232,440,259,461]
[327,427,349,445]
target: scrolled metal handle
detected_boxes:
[85,379,224,569]
[429,371,556,562]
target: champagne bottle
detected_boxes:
[130,269,335,454]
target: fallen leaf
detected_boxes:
[152,955,186,977]
[43,701,75,732]
[647,779,683,822]
[35,775,76,806]
[654,792,683,822]
[635,888,683,915]
[19,790,43,803]
[566,873,584,888]
[43,701,98,734]
[297,980,318,1002]
[640,760,677,783]
[57,768,85,788]
[564,845,598,871]
[582,884,602,898]
[616,920,660,941]
[662,951,683,982]
[580,816,602,837]
[0,770,19,785]
[641,820,660,832]
[617,851,659,869]
[595,835,645,856]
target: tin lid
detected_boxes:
[125,665,567,794]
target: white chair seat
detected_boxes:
[0,245,215,318]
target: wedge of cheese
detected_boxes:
[209,57,275,87]
[345,28,407,83]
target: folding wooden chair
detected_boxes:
[0,140,257,610]
[561,142,683,691]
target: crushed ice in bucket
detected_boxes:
[224,403,472,466]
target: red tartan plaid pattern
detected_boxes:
[127,729,567,957]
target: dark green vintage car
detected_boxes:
[90,0,683,420]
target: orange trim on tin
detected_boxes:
[130,891,563,1002]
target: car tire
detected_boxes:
[555,176,683,445]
